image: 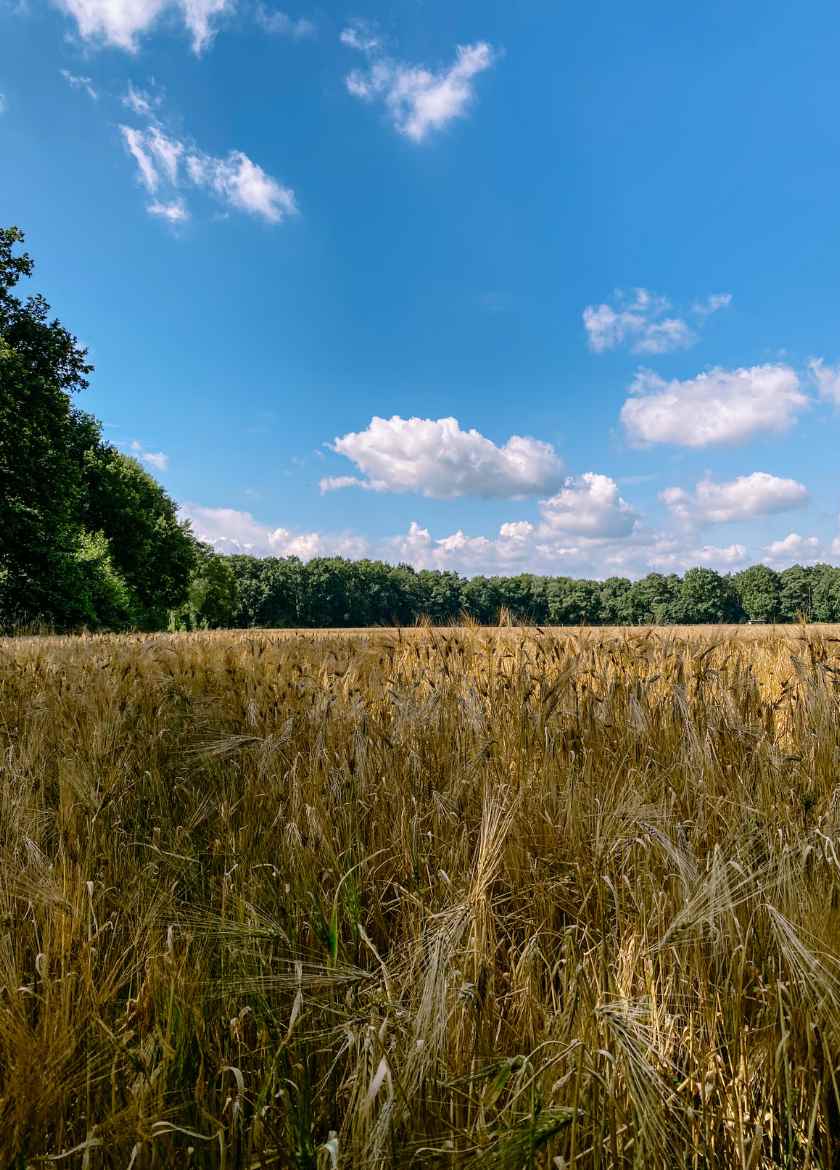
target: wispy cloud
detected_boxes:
[119,112,297,225]
[583,287,731,354]
[148,197,189,222]
[341,24,496,141]
[60,68,98,99]
[255,5,315,37]
[122,82,161,118]
[809,357,840,407]
[130,439,169,471]
[339,21,379,53]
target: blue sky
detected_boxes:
[3,0,840,576]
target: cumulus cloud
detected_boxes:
[325,416,564,499]
[179,491,835,579]
[255,6,315,37]
[180,504,368,559]
[377,476,644,574]
[120,119,296,224]
[51,0,231,53]
[809,357,840,407]
[538,473,639,539]
[763,533,823,566]
[386,520,538,573]
[181,503,753,580]
[341,26,495,141]
[583,288,731,355]
[130,439,169,471]
[0,94,6,115]
[60,69,98,99]
[621,364,808,448]
[648,541,748,572]
[661,472,809,525]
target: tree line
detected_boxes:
[180,554,840,629]
[4,223,840,634]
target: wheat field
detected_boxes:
[2,624,840,1168]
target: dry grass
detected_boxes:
[2,624,840,1167]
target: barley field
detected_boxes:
[3,625,840,1168]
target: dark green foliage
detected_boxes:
[414,569,463,624]
[171,542,237,630]
[626,573,682,624]
[545,577,603,625]
[460,575,502,624]
[734,564,782,622]
[598,575,634,625]
[0,225,195,631]
[492,573,549,624]
[672,568,743,624]
[812,566,840,623]
[0,227,93,626]
[81,443,194,628]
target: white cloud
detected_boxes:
[387,514,745,578]
[0,94,6,115]
[318,475,384,493]
[179,0,229,52]
[186,149,296,222]
[130,439,169,471]
[763,533,823,566]
[53,0,168,52]
[538,473,639,539]
[809,357,840,407]
[121,125,160,191]
[325,415,564,499]
[621,364,808,448]
[148,197,189,222]
[379,476,644,575]
[692,292,732,318]
[583,288,731,355]
[256,5,315,37]
[147,124,182,183]
[342,31,496,142]
[122,83,160,117]
[120,120,296,224]
[177,463,836,581]
[179,498,840,577]
[51,0,232,52]
[60,69,98,99]
[661,472,809,525]
[339,21,380,52]
[180,504,368,559]
[647,541,748,572]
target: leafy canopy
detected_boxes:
[0,226,196,631]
